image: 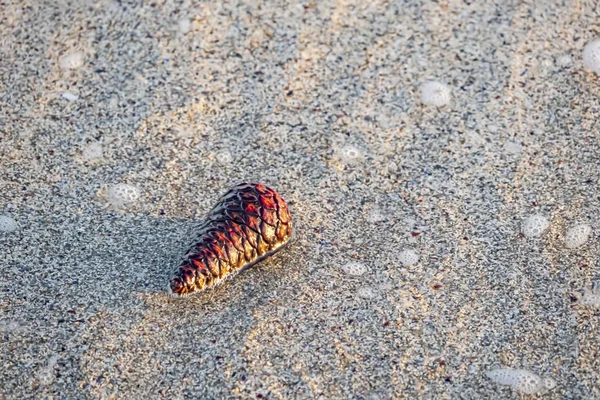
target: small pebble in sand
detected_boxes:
[398,249,420,266]
[336,145,363,165]
[486,368,556,395]
[178,18,191,34]
[557,54,572,67]
[421,81,451,107]
[59,51,84,70]
[82,142,103,161]
[583,39,600,74]
[0,215,18,233]
[564,224,592,249]
[61,92,78,101]
[504,141,522,154]
[521,214,549,238]
[215,150,233,166]
[341,261,368,276]
[107,184,140,208]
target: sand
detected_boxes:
[1,0,599,398]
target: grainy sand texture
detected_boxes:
[1,0,600,398]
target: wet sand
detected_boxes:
[1,0,599,398]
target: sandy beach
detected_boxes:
[1,0,599,398]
